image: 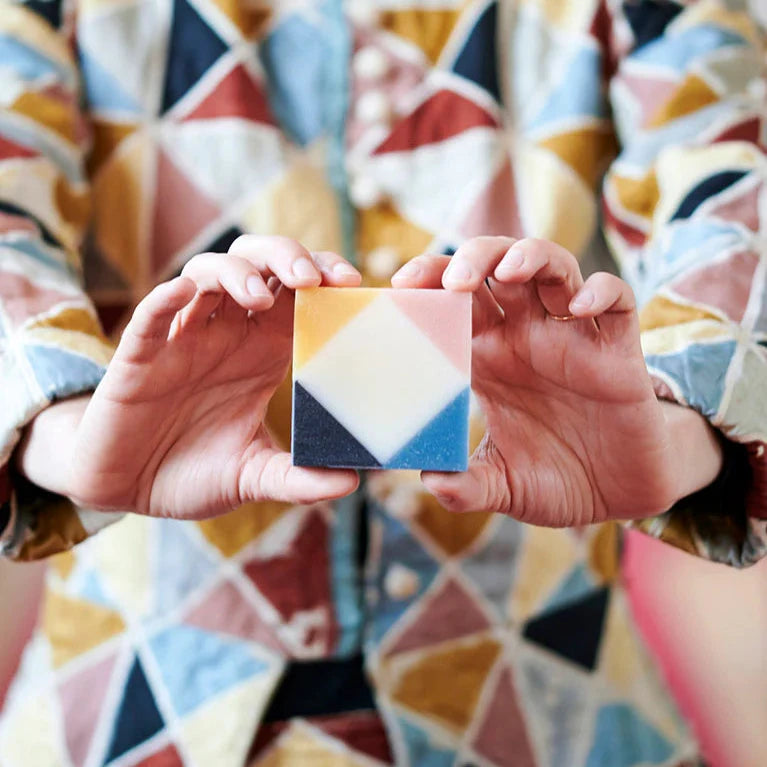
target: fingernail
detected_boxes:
[445,261,472,283]
[293,257,319,280]
[496,247,524,276]
[246,275,266,296]
[394,261,419,279]
[571,289,594,310]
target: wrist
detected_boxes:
[13,395,91,498]
[660,401,724,505]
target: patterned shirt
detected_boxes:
[0,0,765,765]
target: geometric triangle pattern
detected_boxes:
[292,289,471,469]
[4,2,765,767]
[523,587,610,671]
[148,624,269,717]
[292,382,382,469]
[450,1,500,102]
[59,651,119,766]
[385,576,490,656]
[471,666,537,767]
[103,657,165,764]
[162,0,228,113]
[584,704,674,767]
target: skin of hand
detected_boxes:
[391,236,724,526]
[16,236,363,520]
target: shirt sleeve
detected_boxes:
[603,1,767,566]
[0,1,118,560]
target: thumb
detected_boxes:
[241,449,360,505]
[421,448,510,515]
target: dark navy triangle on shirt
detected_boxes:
[103,657,164,765]
[624,0,684,51]
[162,0,228,113]
[451,1,500,102]
[202,225,244,255]
[292,382,381,469]
[670,170,750,221]
[384,388,470,471]
[522,586,610,671]
[22,0,63,30]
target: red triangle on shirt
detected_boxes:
[373,90,498,155]
[0,134,38,160]
[182,63,276,125]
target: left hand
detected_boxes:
[392,237,723,526]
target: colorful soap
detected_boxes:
[292,287,472,471]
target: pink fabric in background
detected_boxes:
[623,530,767,767]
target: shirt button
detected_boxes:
[355,89,391,125]
[366,246,401,279]
[353,46,390,81]
[384,563,420,600]
[347,1,379,27]
[349,174,385,209]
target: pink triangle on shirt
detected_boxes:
[184,579,286,654]
[59,651,119,766]
[472,666,537,767]
[385,577,489,656]
[150,149,221,279]
[459,159,523,239]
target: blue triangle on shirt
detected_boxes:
[79,50,141,114]
[161,0,228,113]
[24,346,106,401]
[292,382,382,469]
[397,718,455,767]
[540,563,596,616]
[148,624,269,717]
[103,657,164,764]
[152,518,218,615]
[451,1,500,102]
[384,388,470,471]
[585,703,674,767]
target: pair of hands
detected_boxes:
[18,235,722,526]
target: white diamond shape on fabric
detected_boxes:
[296,294,469,464]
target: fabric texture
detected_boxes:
[0,0,765,765]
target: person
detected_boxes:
[0,0,765,765]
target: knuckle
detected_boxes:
[271,236,308,259]
[228,234,251,253]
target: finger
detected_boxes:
[243,449,360,504]
[421,455,510,515]
[178,253,274,329]
[392,254,503,336]
[311,251,362,286]
[228,235,322,289]
[492,238,584,318]
[118,277,196,363]
[441,236,516,291]
[570,272,640,347]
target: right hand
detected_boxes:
[57,237,361,519]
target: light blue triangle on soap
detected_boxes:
[384,388,470,471]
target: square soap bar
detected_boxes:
[292,287,471,471]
